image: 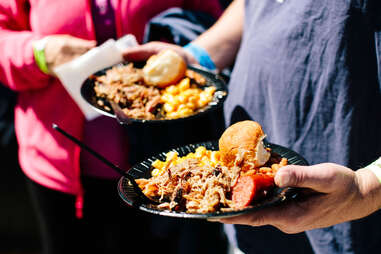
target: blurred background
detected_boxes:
[0,1,233,253]
[0,85,41,254]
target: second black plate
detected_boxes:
[81,64,228,125]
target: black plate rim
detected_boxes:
[80,64,228,125]
[118,141,308,219]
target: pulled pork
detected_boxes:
[138,158,242,213]
[94,64,161,120]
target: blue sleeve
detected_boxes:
[372,1,381,92]
[375,33,381,92]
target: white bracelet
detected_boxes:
[366,157,381,183]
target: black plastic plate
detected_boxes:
[81,64,228,125]
[118,141,308,219]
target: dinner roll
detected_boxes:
[219,121,271,168]
[143,49,186,88]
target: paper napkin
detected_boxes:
[54,34,138,120]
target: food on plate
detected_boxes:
[219,120,271,169]
[136,121,288,213]
[160,78,216,119]
[93,64,160,119]
[231,174,274,209]
[143,49,186,88]
[93,50,219,120]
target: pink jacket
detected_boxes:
[0,0,222,214]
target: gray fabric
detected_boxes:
[224,0,381,253]
[143,7,217,46]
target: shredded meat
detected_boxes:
[136,148,288,214]
[92,63,220,120]
[140,158,242,213]
[94,64,161,119]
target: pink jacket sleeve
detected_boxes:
[0,0,50,92]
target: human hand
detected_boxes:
[122,41,197,65]
[44,35,96,74]
[217,163,381,233]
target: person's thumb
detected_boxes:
[70,38,97,54]
[123,44,160,62]
[70,37,96,48]
[275,164,336,193]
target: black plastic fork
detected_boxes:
[109,101,133,125]
[52,123,159,205]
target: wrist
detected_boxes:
[356,162,381,213]
[365,157,381,183]
[183,43,216,71]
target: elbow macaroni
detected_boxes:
[160,78,216,119]
[151,146,222,177]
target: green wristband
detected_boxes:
[366,157,381,183]
[33,37,50,74]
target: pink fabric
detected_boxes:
[80,0,122,179]
[90,0,117,44]
[0,0,222,197]
[81,117,128,179]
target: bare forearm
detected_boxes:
[218,160,381,234]
[122,0,244,70]
[192,0,244,70]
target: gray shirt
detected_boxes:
[224,0,381,253]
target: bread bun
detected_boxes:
[143,49,186,88]
[219,121,270,168]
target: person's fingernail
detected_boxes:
[207,218,221,223]
[278,172,291,187]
